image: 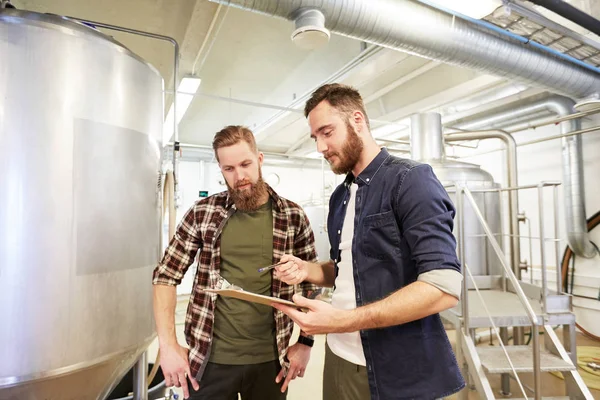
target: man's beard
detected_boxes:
[323,122,364,175]
[226,170,269,212]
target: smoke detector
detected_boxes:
[291,8,330,50]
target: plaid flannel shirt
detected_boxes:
[152,186,319,379]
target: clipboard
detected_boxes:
[201,288,306,311]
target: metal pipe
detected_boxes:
[500,326,511,396]
[67,17,181,206]
[506,106,600,132]
[133,352,148,400]
[376,138,411,146]
[532,325,542,400]
[519,124,600,146]
[457,185,469,336]
[411,113,445,162]
[553,186,562,294]
[498,189,508,292]
[445,130,520,281]
[211,0,600,99]
[527,217,534,285]
[538,184,548,314]
[169,142,323,162]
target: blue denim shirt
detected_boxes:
[327,148,465,400]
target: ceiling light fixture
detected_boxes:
[163,76,201,145]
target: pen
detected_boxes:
[257,261,287,273]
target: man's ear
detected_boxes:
[352,111,367,133]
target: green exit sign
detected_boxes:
[199,190,209,198]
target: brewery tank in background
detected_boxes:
[411,113,503,277]
[0,10,162,399]
[302,204,331,261]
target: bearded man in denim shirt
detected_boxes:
[274,84,465,400]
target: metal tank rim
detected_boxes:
[427,159,498,185]
[0,334,156,388]
[0,9,162,80]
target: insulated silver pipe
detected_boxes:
[211,0,600,99]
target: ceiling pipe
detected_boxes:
[210,0,600,99]
[449,95,597,258]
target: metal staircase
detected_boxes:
[441,183,594,400]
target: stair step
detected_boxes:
[477,345,575,374]
[453,290,575,328]
[462,290,543,327]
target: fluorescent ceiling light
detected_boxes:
[163,76,201,145]
[426,0,501,19]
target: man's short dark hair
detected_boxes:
[304,83,370,128]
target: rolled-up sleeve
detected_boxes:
[395,164,461,277]
[152,206,202,286]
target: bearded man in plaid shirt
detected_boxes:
[153,125,319,400]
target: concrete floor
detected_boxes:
[151,297,600,399]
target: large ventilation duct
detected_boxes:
[211,0,600,99]
[452,95,597,258]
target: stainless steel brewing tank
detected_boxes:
[0,10,162,399]
[430,160,503,277]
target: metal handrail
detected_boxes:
[458,185,542,399]
[451,181,563,300]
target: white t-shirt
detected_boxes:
[327,183,367,366]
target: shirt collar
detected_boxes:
[343,147,390,187]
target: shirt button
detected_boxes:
[337,230,341,234]
[343,201,347,205]
[357,197,361,202]
[366,178,370,182]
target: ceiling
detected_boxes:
[9,0,600,157]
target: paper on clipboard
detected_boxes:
[201,288,305,310]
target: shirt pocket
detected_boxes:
[361,210,402,260]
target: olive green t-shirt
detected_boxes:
[209,199,278,364]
